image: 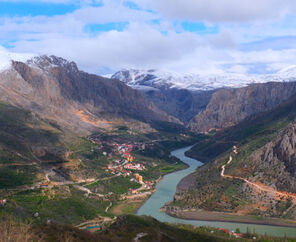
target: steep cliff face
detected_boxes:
[189,82,296,132]
[0,55,178,134]
[112,69,214,124]
[142,88,214,123]
[247,121,296,193]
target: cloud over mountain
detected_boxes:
[1,0,296,75]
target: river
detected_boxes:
[137,146,296,237]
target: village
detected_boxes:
[89,136,156,197]
[0,137,158,210]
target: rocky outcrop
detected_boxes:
[249,121,296,193]
[189,82,296,132]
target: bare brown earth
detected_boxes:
[167,209,296,228]
[222,154,296,203]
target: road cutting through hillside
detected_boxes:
[221,149,296,202]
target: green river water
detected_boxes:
[137,146,296,237]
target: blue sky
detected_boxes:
[0,2,79,16]
[1,0,296,75]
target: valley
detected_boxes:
[138,146,296,237]
[0,56,202,229]
[1,55,296,240]
[3,2,296,241]
[168,93,296,230]
[0,122,197,225]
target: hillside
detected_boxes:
[132,87,214,124]
[186,93,296,162]
[172,94,296,220]
[0,56,178,135]
[113,70,296,129]
[189,82,296,132]
[1,214,291,242]
[0,102,69,189]
[0,55,199,227]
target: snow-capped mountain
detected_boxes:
[112,68,296,91]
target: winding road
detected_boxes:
[221,149,296,202]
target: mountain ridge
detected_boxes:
[113,69,296,130]
[0,55,180,135]
[189,81,296,132]
[112,67,296,92]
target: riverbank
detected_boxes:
[111,158,190,216]
[137,146,296,237]
[166,209,296,228]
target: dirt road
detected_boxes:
[221,152,296,202]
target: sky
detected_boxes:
[1,0,296,75]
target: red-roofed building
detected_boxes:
[0,199,7,206]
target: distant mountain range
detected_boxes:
[112,68,296,129]
[112,68,296,91]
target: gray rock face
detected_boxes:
[0,55,178,134]
[143,88,214,124]
[112,70,214,124]
[189,82,296,132]
[252,121,296,192]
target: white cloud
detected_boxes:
[11,23,203,72]
[1,0,296,75]
[0,46,34,71]
[7,17,296,75]
[72,4,157,24]
[135,0,296,23]
[206,30,238,49]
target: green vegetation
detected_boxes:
[86,176,141,194]
[0,166,37,189]
[112,201,143,215]
[2,187,110,225]
[0,99,204,227]
[139,161,184,180]
[39,215,296,241]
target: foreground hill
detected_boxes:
[172,93,296,221]
[2,214,292,242]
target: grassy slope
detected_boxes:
[0,102,68,189]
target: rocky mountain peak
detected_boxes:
[112,69,165,89]
[27,55,79,73]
